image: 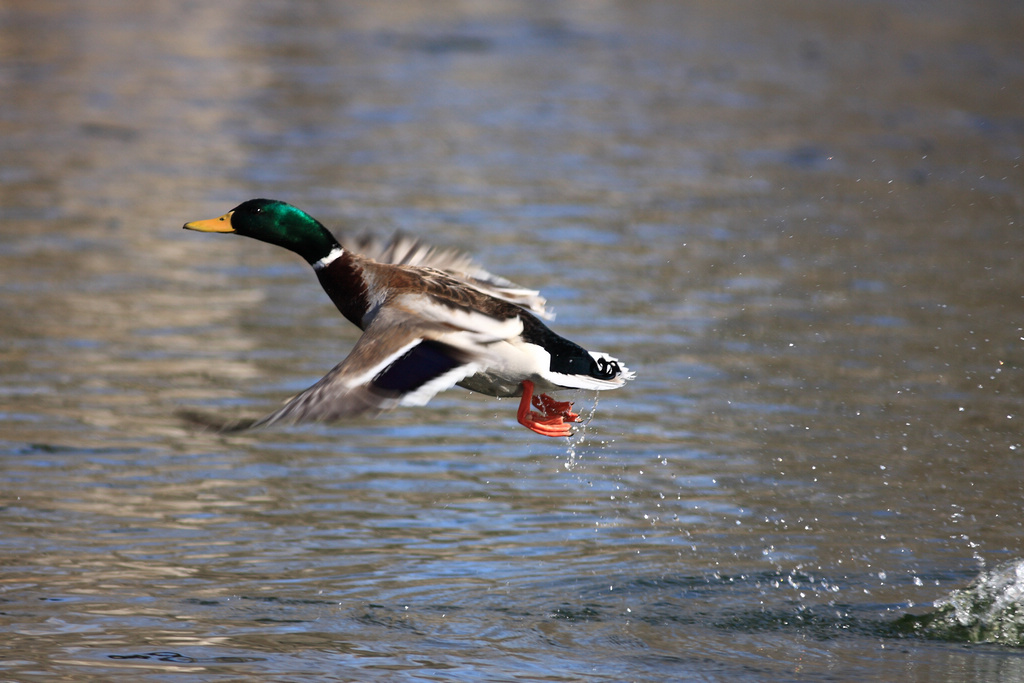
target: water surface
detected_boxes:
[2,1,1023,680]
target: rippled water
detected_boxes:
[2,1,1023,680]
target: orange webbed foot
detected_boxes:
[516,380,576,438]
[532,392,580,424]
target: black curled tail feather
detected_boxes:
[546,351,624,381]
[594,357,621,380]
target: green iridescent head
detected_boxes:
[184,198,339,264]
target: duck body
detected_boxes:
[184,198,633,437]
[316,252,626,398]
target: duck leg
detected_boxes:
[516,380,579,438]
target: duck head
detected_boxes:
[183,198,339,265]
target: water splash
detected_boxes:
[894,559,1024,646]
[563,392,601,471]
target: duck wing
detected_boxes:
[346,232,553,320]
[250,301,522,428]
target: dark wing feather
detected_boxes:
[371,339,469,393]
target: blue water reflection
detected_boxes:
[2,1,1024,680]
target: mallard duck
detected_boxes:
[183,199,634,437]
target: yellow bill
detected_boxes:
[183,211,235,233]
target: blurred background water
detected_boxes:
[1,1,1023,680]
